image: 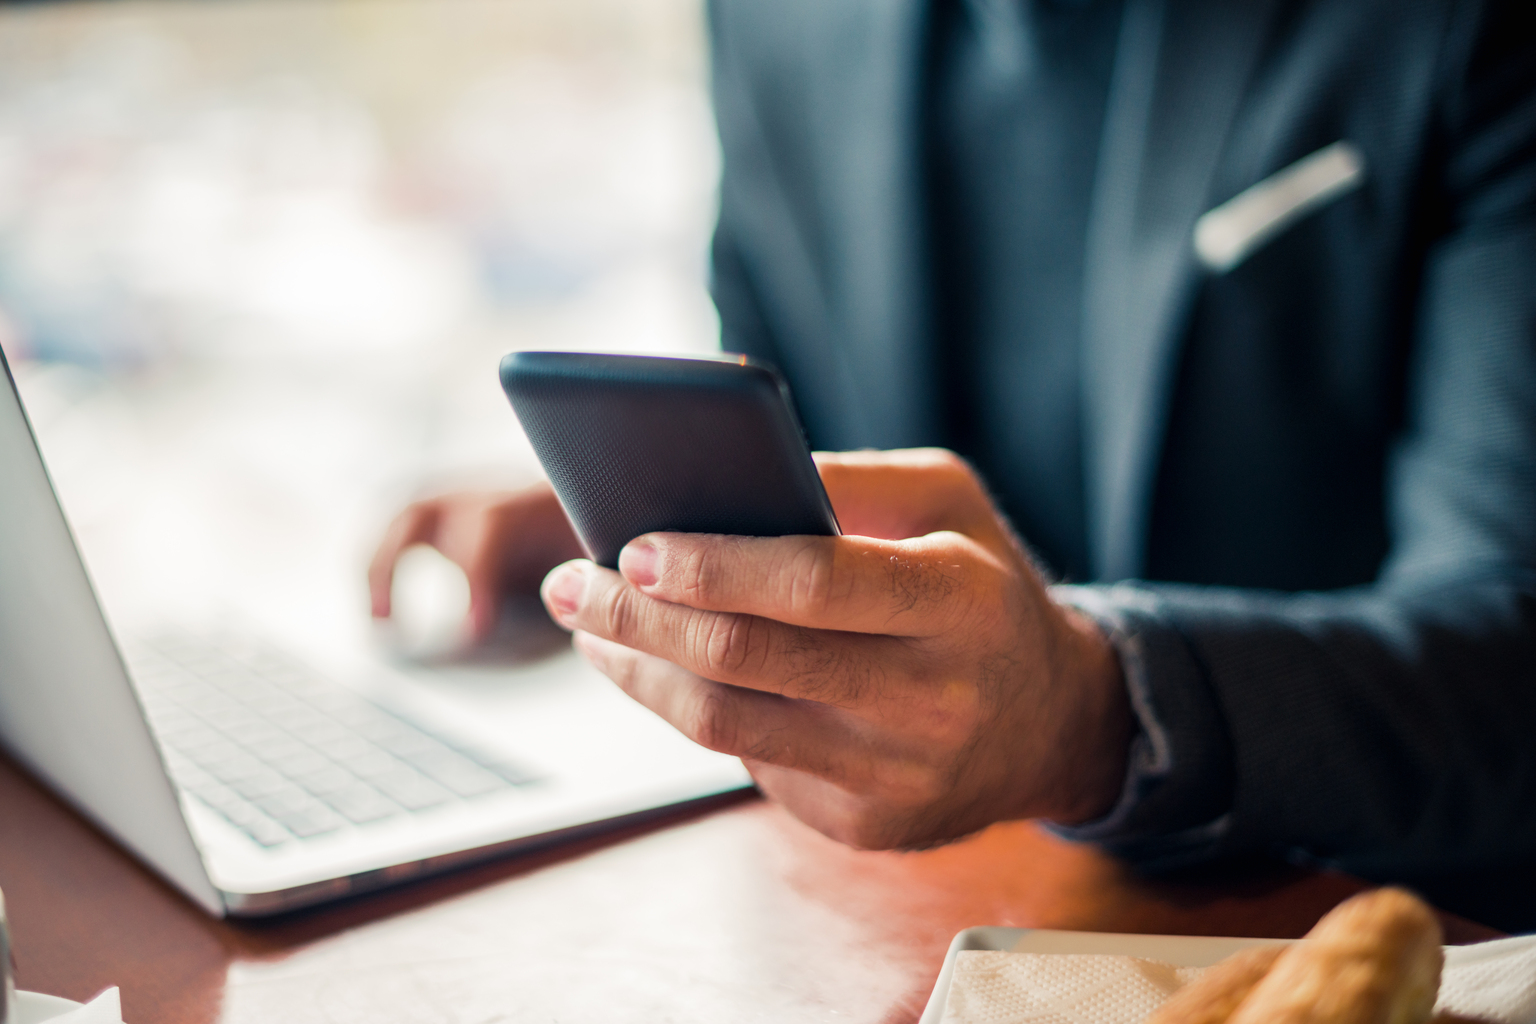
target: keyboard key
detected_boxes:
[201,753,271,785]
[185,736,240,761]
[299,729,372,760]
[433,766,506,799]
[187,779,242,811]
[293,764,357,796]
[402,748,507,798]
[240,817,293,847]
[267,748,330,779]
[253,789,308,815]
[131,634,548,843]
[373,728,439,758]
[222,720,285,748]
[244,735,310,763]
[221,798,278,830]
[273,806,344,839]
[250,704,317,730]
[336,747,401,779]
[463,752,544,786]
[263,702,329,730]
[231,771,291,800]
[177,691,240,716]
[324,783,400,825]
[194,795,290,846]
[201,706,261,731]
[319,703,414,739]
[369,767,452,811]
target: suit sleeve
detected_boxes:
[1049,0,1536,890]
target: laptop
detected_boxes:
[0,349,752,917]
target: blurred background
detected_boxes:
[0,0,718,651]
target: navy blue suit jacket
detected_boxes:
[707,0,1536,927]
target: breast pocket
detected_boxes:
[1194,141,1367,273]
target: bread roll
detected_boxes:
[1225,887,1443,1024]
[1143,946,1286,1024]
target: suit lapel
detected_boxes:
[1080,0,1283,581]
[803,0,937,450]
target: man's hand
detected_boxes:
[539,449,1134,850]
[369,483,583,641]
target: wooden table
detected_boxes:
[0,753,1501,1024]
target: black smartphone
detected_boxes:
[499,351,840,569]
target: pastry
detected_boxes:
[1225,887,1443,1024]
[1143,945,1286,1024]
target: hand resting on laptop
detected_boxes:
[369,482,583,643]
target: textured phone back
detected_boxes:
[500,352,839,568]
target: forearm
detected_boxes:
[1053,570,1536,877]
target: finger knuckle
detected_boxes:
[697,612,762,679]
[788,539,843,618]
[883,545,966,622]
[839,814,901,852]
[686,689,742,753]
[780,632,860,704]
[676,542,716,605]
[596,584,641,643]
[741,728,790,765]
[603,648,643,695]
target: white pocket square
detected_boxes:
[1193,140,1366,273]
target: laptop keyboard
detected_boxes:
[129,637,543,848]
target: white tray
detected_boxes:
[918,928,1293,1024]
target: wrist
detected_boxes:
[1043,603,1135,825]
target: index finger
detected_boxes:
[616,531,997,637]
[367,502,438,618]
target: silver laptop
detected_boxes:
[0,350,751,917]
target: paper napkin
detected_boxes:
[942,953,1205,1024]
[943,936,1536,1024]
[1439,935,1536,1024]
[43,987,123,1024]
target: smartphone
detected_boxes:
[499,351,840,569]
